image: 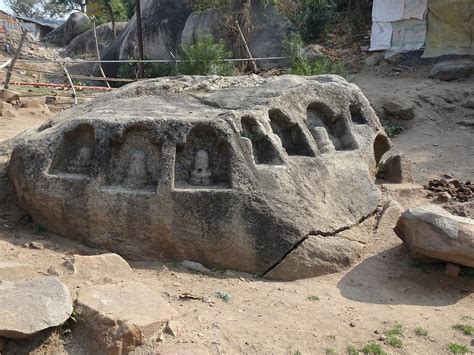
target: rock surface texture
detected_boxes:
[43,12,92,46]
[395,205,474,267]
[8,75,391,279]
[429,60,474,81]
[0,277,73,339]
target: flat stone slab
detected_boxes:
[65,253,133,283]
[75,281,177,354]
[0,261,37,281]
[0,276,73,339]
[395,204,474,267]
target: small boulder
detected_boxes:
[382,99,415,120]
[0,89,20,104]
[75,281,177,354]
[303,44,327,62]
[380,154,413,183]
[429,60,474,81]
[364,52,385,67]
[64,253,133,283]
[0,277,73,339]
[394,204,474,267]
[180,260,211,275]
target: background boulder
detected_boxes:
[43,12,92,46]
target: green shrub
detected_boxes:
[179,35,235,76]
[283,33,346,77]
[290,0,339,41]
[118,55,175,79]
[453,324,474,336]
[448,343,469,354]
[361,342,386,355]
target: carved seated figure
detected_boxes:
[123,150,147,189]
[190,149,212,186]
[68,147,93,174]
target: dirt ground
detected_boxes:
[0,60,473,354]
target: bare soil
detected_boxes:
[0,61,473,354]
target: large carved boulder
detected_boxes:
[8,75,391,279]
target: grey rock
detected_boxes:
[380,154,413,183]
[395,204,474,267]
[303,44,327,62]
[64,22,127,57]
[0,277,73,339]
[75,282,177,354]
[43,12,92,46]
[65,253,133,283]
[364,52,385,67]
[8,75,390,279]
[0,262,37,281]
[429,60,474,81]
[181,260,212,275]
[382,99,415,120]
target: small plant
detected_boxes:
[385,323,403,336]
[415,326,428,337]
[386,335,403,348]
[448,343,469,354]
[326,348,336,355]
[283,32,346,77]
[294,351,302,355]
[307,295,320,301]
[179,35,235,76]
[215,290,231,302]
[382,120,403,138]
[347,345,359,355]
[361,342,386,355]
[453,324,474,336]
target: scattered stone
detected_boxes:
[382,99,415,120]
[303,44,328,62]
[181,260,212,275]
[435,191,452,203]
[445,262,461,277]
[349,322,356,327]
[29,241,45,250]
[424,178,473,202]
[429,60,474,81]
[0,277,73,339]
[376,199,403,233]
[47,266,60,276]
[395,204,474,267]
[64,253,133,283]
[163,320,181,337]
[75,281,177,354]
[364,52,384,67]
[379,154,413,183]
[0,262,37,281]
[378,335,387,341]
[0,89,21,104]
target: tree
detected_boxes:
[88,0,130,37]
[48,0,88,13]
[6,0,69,18]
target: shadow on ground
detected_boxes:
[337,245,474,306]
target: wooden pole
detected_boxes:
[135,0,145,79]
[92,18,111,88]
[4,29,28,89]
[235,21,257,73]
[62,65,78,106]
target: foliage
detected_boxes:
[283,33,346,77]
[385,323,403,336]
[453,324,474,336]
[382,120,402,138]
[307,295,320,301]
[289,0,339,41]
[326,349,336,355]
[360,342,386,355]
[179,35,235,76]
[386,335,403,348]
[215,290,231,302]
[448,343,469,354]
[414,326,428,337]
[48,0,88,13]
[118,56,176,80]
[347,345,359,355]
[6,0,69,18]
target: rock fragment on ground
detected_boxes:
[64,253,133,283]
[429,60,474,81]
[379,154,413,183]
[382,99,415,120]
[0,276,73,339]
[75,281,177,354]
[0,261,37,281]
[424,178,473,202]
[180,260,212,275]
[395,204,474,267]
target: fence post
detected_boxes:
[235,21,257,73]
[4,29,28,89]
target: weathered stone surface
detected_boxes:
[1,89,20,104]
[380,154,413,183]
[376,199,403,234]
[382,99,415,120]
[75,282,177,354]
[64,22,127,57]
[43,12,92,46]
[429,60,474,81]
[65,253,133,282]
[8,75,390,279]
[0,261,37,281]
[395,204,474,267]
[0,277,73,339]
[180,260,212,275]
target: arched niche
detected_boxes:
[49,123,96,176]
[373,133,391,166]
[105,126,160,191]
[306,102,357,152]
[268,108,314,157]
[349,104,367,125]
[174,125,231,189]
[241,116,283,165]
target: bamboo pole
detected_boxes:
[62,65,78,106]
[4,29,28,89]
[235,21,257,73]
[92,18,111,88]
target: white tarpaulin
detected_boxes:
[370,22,393,51]
[372,0,405,22]
[370,0,428,52]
